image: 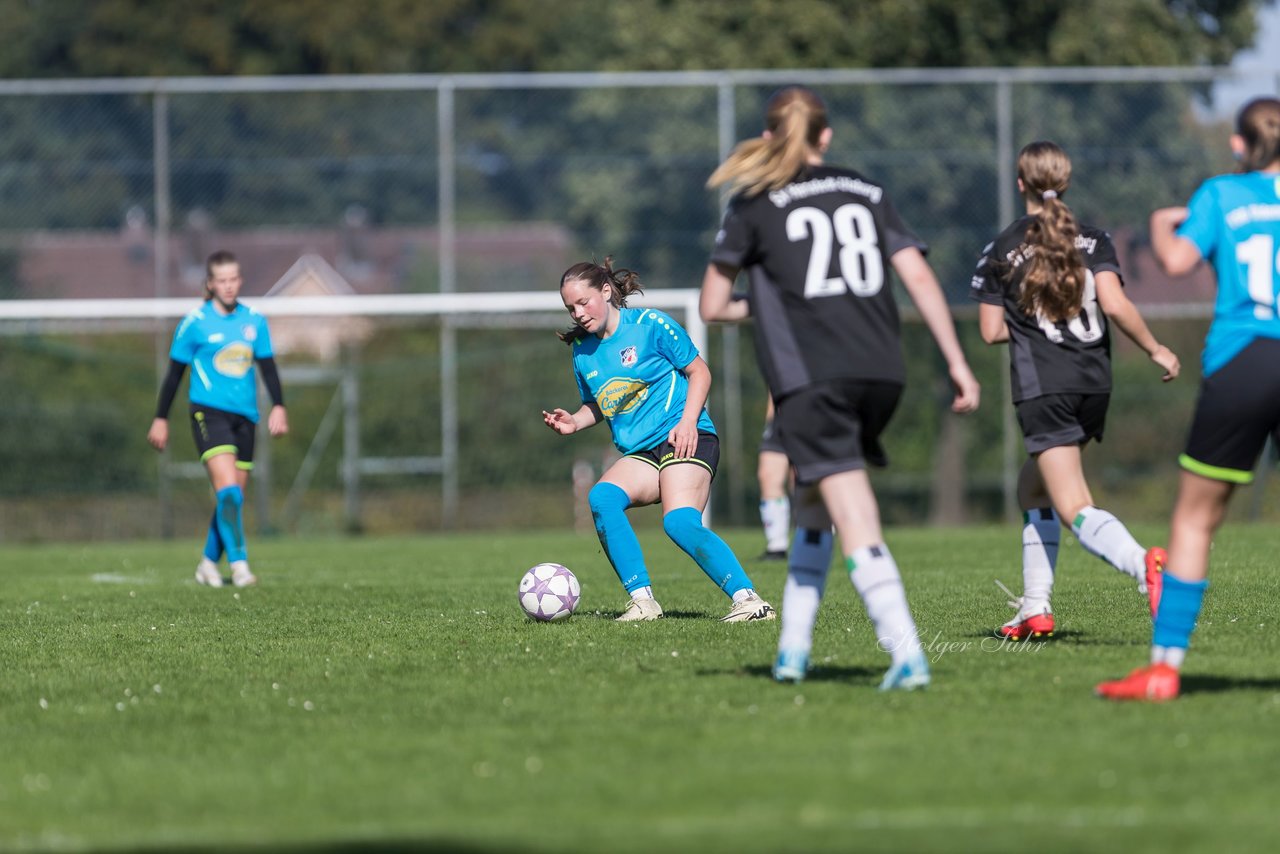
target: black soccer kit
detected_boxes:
[970,216,1124,452]
[710,165,926,481]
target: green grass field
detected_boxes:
[3,524,1278,852]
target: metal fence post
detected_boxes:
[995,74,1019,523]
[153,88,174,538]
[438,80,460,527]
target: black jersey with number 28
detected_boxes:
[969,216,1123,403]
[710,165,926,398]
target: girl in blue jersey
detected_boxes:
[1098,97,1280,701]
[542,257,774,622]
[148,250,288,588]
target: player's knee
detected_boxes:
[662,506,702,544]
[216,484,243,508]
[588,482,629,515]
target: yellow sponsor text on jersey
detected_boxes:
[213,342,254,377]
[596,378,649,417]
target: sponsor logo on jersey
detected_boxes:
[585,370,598,380]
[620,346,637,367]
[596,378,649,417]
[242,325,258,342]
[208,333,225,343]
[213,342,254,378]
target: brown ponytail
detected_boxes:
[557,256,644,344]
[1236,97,1280,173]
[1015,141,1085,324]
[707,86,828,197]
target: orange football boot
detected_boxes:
[1095,663,1180,701]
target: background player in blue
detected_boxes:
[542,257,775,623]
[972,141,1180,642]
[1098,97,1280,701]
[700,86,981,690]
[147,250,288,588]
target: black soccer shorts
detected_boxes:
[773,379,902,485]
[190,404,257,470]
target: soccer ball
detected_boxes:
[518,563,580,621]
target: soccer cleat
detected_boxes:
[879,651,930,691]
[999,602,1055,641]
[994,579,1053,640]
[1094,663,1180,702]
[230,562,258,588]
[195,558,224,588]
[616,596,664,622]
[773,649,810,682]
[720,593,776,623]
[1145,547,1166,619]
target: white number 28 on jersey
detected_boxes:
[786,204,884,298]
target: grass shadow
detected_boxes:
[1180,673,1280,695]
[700,663,881,684]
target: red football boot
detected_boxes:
[1145,547,1167,619]
[1095,663,1180,702]
[999,603,1055,641]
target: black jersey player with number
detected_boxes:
[700,86,981,691]
[971,141,1180,642]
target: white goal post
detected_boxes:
[0,290,708,530]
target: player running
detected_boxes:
[148,250,288,588]
[543,257,775,623]
[971,141,1180,641]
[1098,97,1280,701]
[700,85,980,689]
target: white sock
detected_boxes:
[1022,508,1060,609]
[630,585,655,601]
[731,587,756,604]
[778,528,834,655]
[1072,506,1146,588]
[1152,645,1186,669]
[760,497,791,552]
[849,544,922,664]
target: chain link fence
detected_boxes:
[1,68,1278,539]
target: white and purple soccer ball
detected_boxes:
[518,562,581,621]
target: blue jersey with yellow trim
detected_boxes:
[571,307,716,455]
[170,302,274,421]
[1178,171,1280,376]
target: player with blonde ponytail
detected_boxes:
[701,86,981,690]
[971,141,1180,642]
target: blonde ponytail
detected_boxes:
[708,86,828,197]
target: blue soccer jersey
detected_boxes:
[169,302,275,421]
[1178,171,1280,376]
[571,307,716,454]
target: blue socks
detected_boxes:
[214,485,248,564]
[589,482,650,594]
[203,509,224,562]
[663,506,752,598]
[1152,573,1208,663]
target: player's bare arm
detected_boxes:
[1094,271,1180,382]
[978,302,1009,344]
[1150,206,1202,276]
[699,263,750,322]
[892,246,981,413]
[669,356,711,458]
[542,403,601,435]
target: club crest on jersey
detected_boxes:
[620,346,637,367]
[242,325,257,342]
